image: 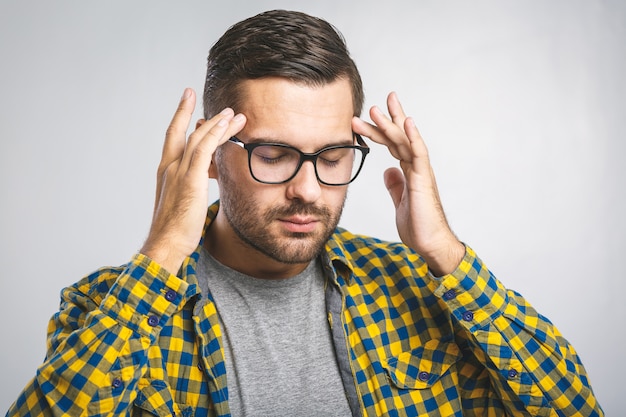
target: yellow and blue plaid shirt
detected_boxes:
[8,202,603,416]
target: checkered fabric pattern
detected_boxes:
[7,202,603,416]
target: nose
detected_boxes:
[285,160,322,203]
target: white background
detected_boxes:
[1,0,623,414]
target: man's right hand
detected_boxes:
[140,88,246,274]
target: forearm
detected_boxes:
[7,254,188,416]
[435,246,603,415]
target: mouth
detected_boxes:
[278,216,319,234]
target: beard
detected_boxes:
[218,175,346,265]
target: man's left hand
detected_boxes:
[352,92,465,276]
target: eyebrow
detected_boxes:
[245,135,356,149]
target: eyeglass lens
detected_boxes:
[249,145,364,185]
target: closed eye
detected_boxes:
[253,146,298,165]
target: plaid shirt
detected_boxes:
[8,202,603,416]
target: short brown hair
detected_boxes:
[203,10,364,119]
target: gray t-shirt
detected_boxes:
[196,247,352,417]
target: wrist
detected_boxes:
[422,239,465,277]
[139,241,187,276]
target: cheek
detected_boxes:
[325,187,349,211]
[217,159,279,204]
[216,150,248,183]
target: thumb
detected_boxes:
[384,167,405,209]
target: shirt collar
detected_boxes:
[324,229,358,284]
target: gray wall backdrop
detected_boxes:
[1,0,623,414]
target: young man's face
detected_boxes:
[214,77,355,268]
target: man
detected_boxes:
[8,9,602,417]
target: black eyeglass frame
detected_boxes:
[228,133,370,186]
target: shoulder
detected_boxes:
[327,227,427,276]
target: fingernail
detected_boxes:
[217,118,228,127]
[181,88,191,101]
[233,114,245,123]
[220,108,233,116]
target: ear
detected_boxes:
[209,154,219,179]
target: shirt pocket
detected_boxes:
[382,339,462,390]
[133,378,194,417]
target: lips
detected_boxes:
[278,216,319,233]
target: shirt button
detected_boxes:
[165,289,177,302]
[508,369,518,379]
[462,311,474,322]
[147,315,159,327]
[418,371,430,382]
[443,289,456,300]
[112,377,123,389]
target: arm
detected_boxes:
[7,89,245,416]
[7,256,186,416]
[352,93,603,414]
[437,245,602,415]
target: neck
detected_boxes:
[204,211,311,280]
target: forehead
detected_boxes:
[237,77,354,149]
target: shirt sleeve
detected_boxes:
[6,253,189,417]
[432,245,604,416]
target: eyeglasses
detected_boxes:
[228,134,370,186]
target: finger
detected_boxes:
[188,113,247,176]
[369,105,410,148]
[403,117,442,203]
[181,107,234,168]
[383,167,405,209]
[351,116,403,161]
[404,117,430,170]
[207,112,247,153]
[351,116,380,140]
[365,107,414,162]
[153,89,195,213]
[387,92,408,127]
[160,88,196,172]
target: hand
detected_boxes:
[352,92,464,276]
[140,88,246,274]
